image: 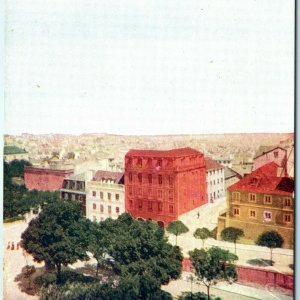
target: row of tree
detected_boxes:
[166,219,284,267]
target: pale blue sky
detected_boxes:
[4,0,294,135]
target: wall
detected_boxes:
[181,259,293,291]
[24,167,74,191]
[254,148,286,171]
[206,168,225,202]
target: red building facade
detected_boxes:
[24,166,74,191]
[124,148,207,227]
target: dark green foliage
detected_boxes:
[166,220,189,245]
[189,247,238,299]
[220,227,244,254]
[178,291,221,300]
[34,272,57,287]
[194,227,211,247]
[3,160,59,219]
[255,231,284,265]
[21,200,89,283]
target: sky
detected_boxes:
[4,0,294,135]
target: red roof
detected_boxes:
[93,171,124,184]
[205,157,224,171]
[228,162,294,195]
[126,147,203,158]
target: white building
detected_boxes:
[205,157,225,203]
[86,171,125,222]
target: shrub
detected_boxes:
[34,273,57,287]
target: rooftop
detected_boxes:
[224,167,243,180]
[126,147,203,158]
[93,170,124,184]
[205,157,224,171]
[4,146,28,155]
[254,145,286,159]
[228,162,294,195]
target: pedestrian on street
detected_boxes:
[197,212,200,219]
[11,242,15,251]
[7,242,10,250]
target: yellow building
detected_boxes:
[217,162,294,249]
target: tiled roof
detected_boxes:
[224,167,243,180]
[230,165,253,177]
[205,157,224,171]
[126,147,203,158]
[93,170,124,184]
[228,162,294,195]
[254,146,286,159]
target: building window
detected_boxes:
[138,173,142,183]
[108,206,111,214]
[221,178,223,183]
[249,209,256,218]
[148,201,152,211]
[233,208,240,216]
[264,211,272,221]
[148,188,152,197]
[249,193,256,202]
[138,188,142,196]
[115,194,119,200]
[148,174,152,184]
[129,173,132,182]
[108,193,111,200]
[210,181,212,186]
[137,158,142,167]
[158,202,162,212]
[264,195,272,204]
[158,190,162,198]
[92,191,96,197]
[213,180,216,185]
[157,160,162,168]
[100,204,104,212]
[129,186,132,195]
[129,200,133,208]
[138,200,142,210]
[169,205,174,214]
[158,175,163,185]
[232,192,240,201]
[169,176,173,186]
[284,214,292,223]
[100,192,104,200]
[169,190,173,199]
[116,207,120,214]
[274,151,278,158]
[93,203,96,210]
[284,198,292,207]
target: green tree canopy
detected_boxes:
[194,228,211,248]
[166,220,189,245]
[89,213,183,298]
[189,247,238,299]
[255,231,284,265]
[220,227,244,254]
[21,200,89,282]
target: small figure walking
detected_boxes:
[11,242,15,251]
[7,242,10,250]
[197,212,200,219]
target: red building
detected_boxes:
[24,166,74,191]
[124,147,207,227]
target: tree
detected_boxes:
[166,220,189,245]
[21,200,89,283]
[255,231,284,266]
[189,247,238,300]
[87,220,111,276]
[194,228,211,248]
[220,227,244,254]
[104,213,183,297]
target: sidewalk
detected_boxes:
[162,271,293,300]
